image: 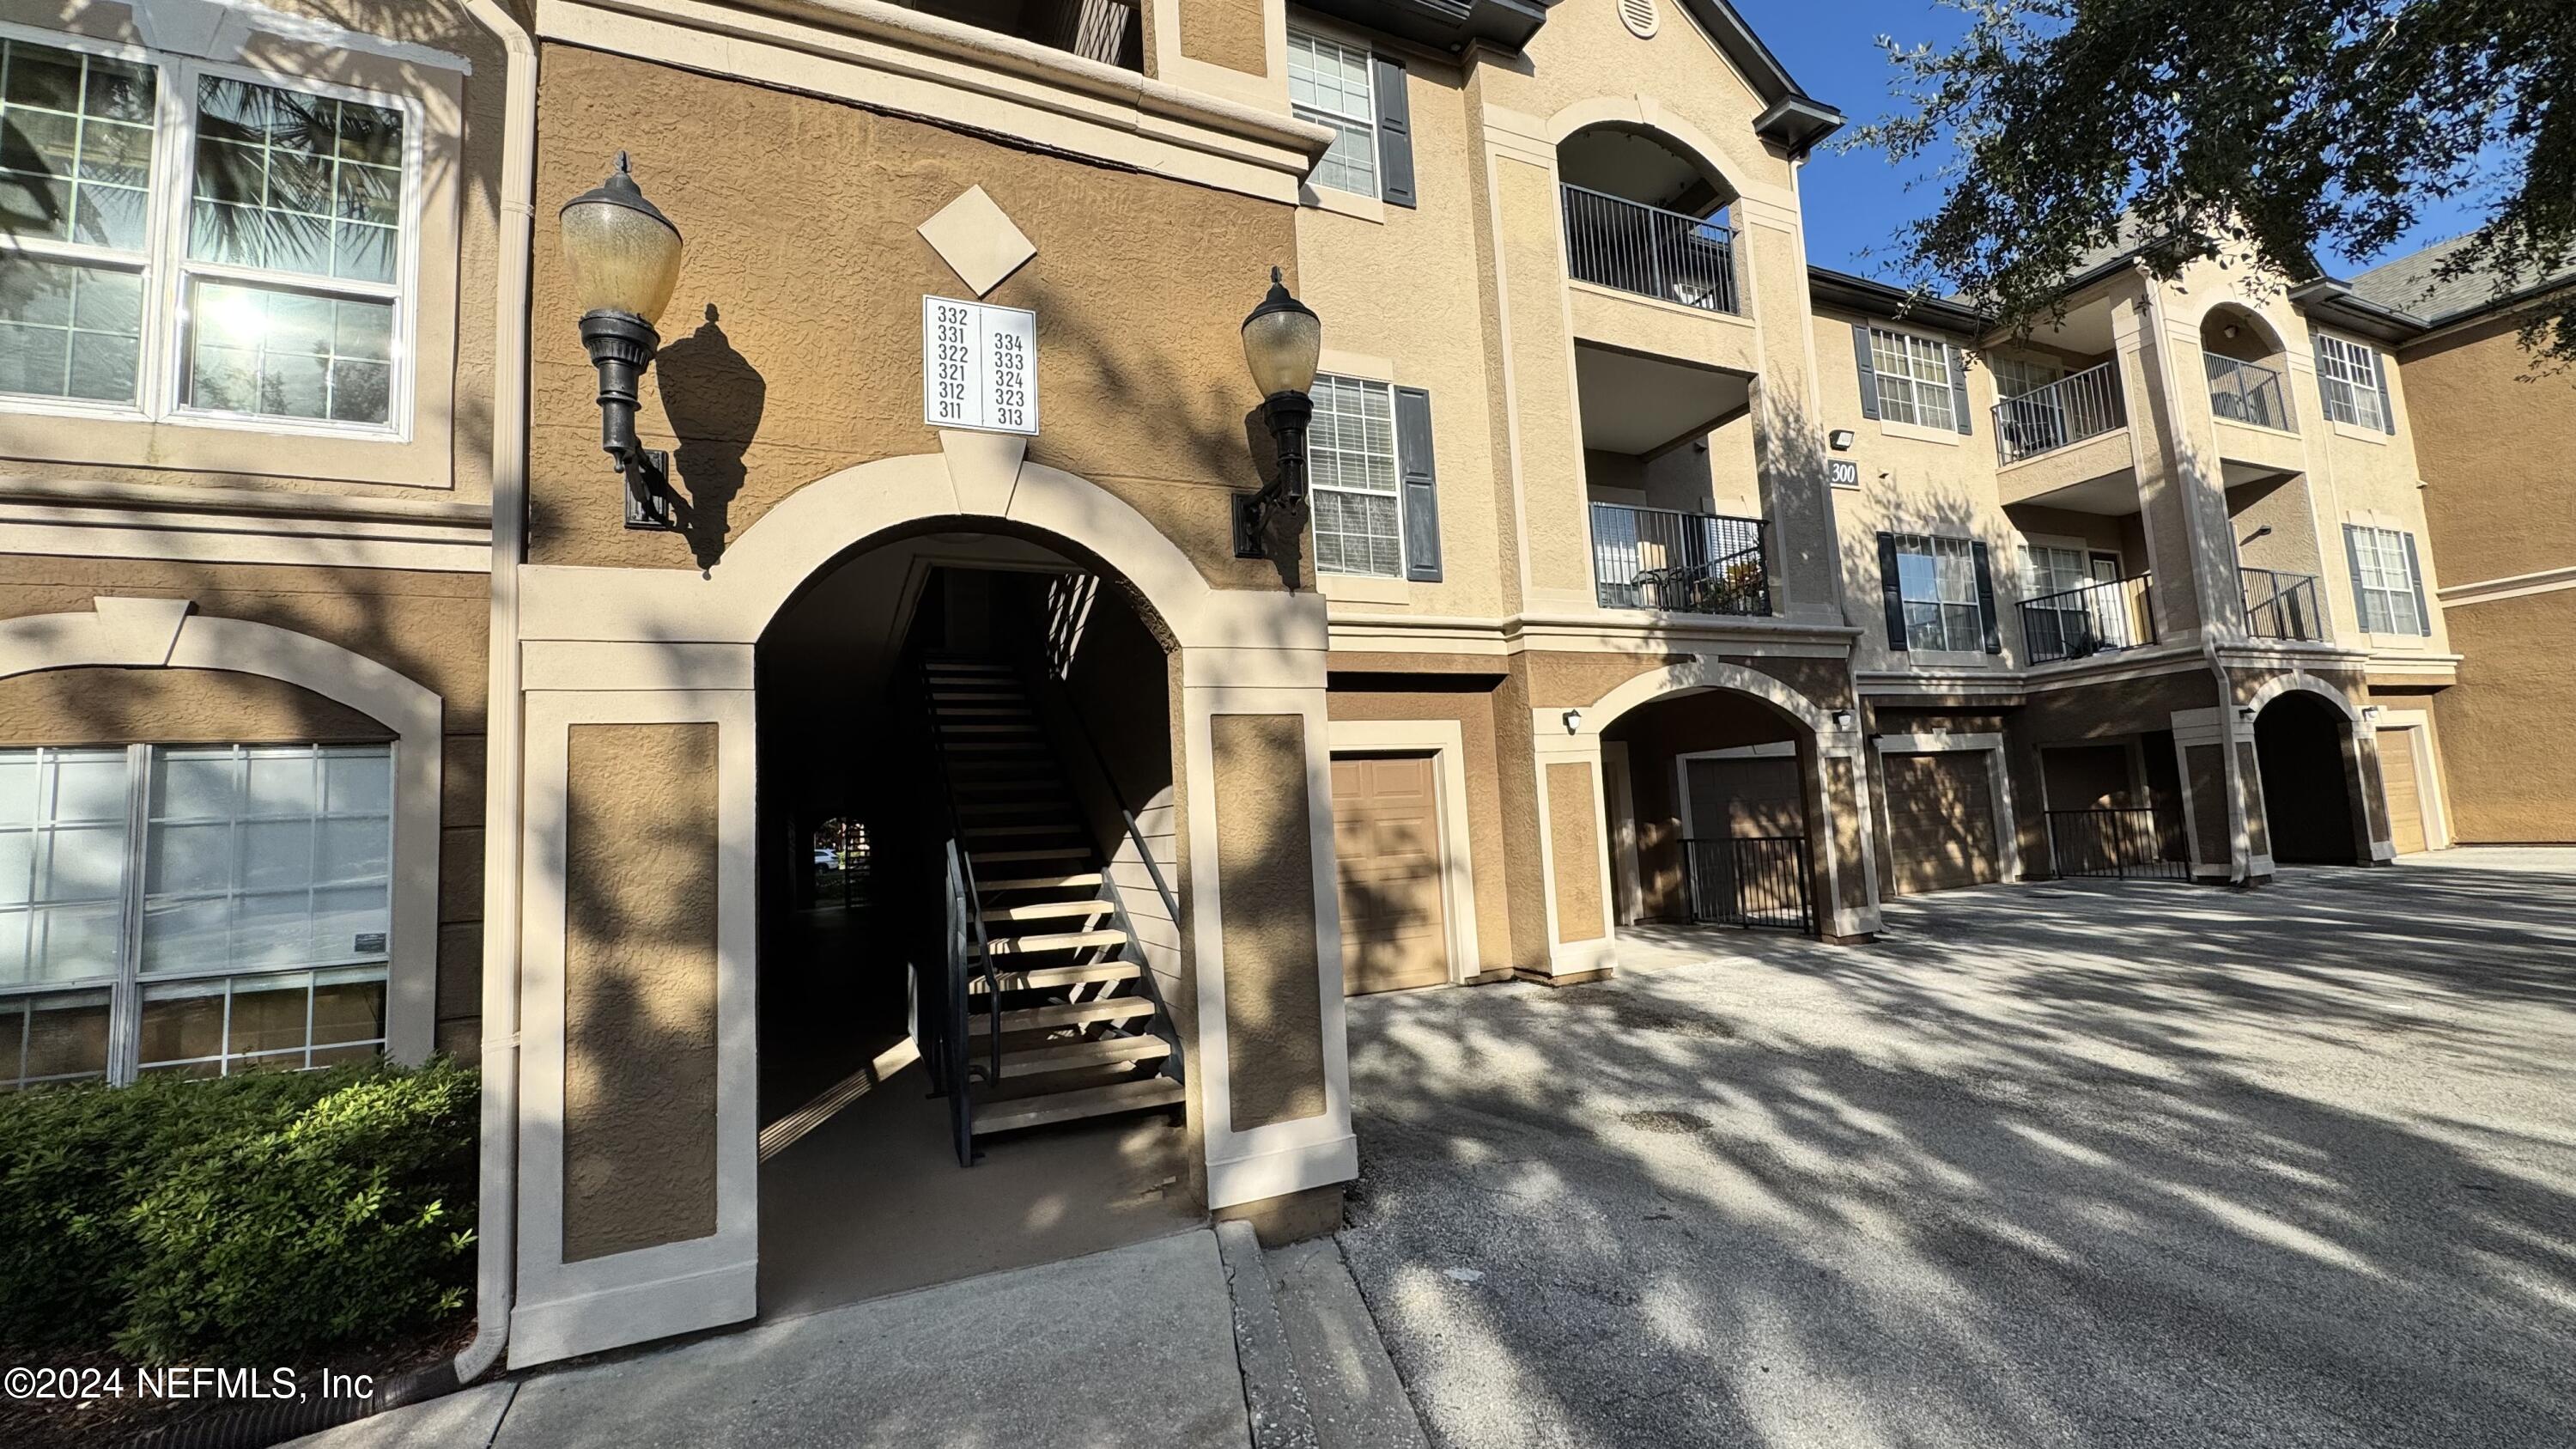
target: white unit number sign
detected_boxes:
[924,295,1039,436]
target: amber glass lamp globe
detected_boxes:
[560,152,683,327]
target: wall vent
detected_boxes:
[1618,0,1658,39]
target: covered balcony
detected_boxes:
[2018,572,2156,665]
[1576,342,1770,618]
[886,0,1139,68]
[1990,291,2136,509]
[2241,566,2328,642]
[1557,125,1741,315]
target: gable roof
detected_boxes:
[1673,0,1843,155]
[2347,230,2576,331]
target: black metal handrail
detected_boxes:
[2241,567,2326,642]
[914,660,1000,1166]
[2206,354,2294,431]
[1589,502,1771,615]
[2045,808,2188,880]
[1994,361,2124,464]
[2020,573,2154,665]
[1680,835,1813,932]
[1560,183,1741,314]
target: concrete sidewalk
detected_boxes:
[295,1229,1257,1449]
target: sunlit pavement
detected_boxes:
[1339,849,2576,1449]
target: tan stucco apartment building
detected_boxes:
[0,0,2506,1372]
[2343,237,2576,845]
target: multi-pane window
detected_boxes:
[1869,328,1956,431]
[2315,334,2386,430]
[1309,373,1404,579]
[2347,525,2425,635]
[0,743,392,1090]
[0,28,413,430]
[1287,30,1376,198]
[1894,533,1984,652]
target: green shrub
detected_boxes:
[0,1059,477,1362]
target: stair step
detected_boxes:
[987,928,1127,956]
[939,723,1041,735]
[969,959,1139,991]
[933,707,1031,717]
[957,801,1068,817]
[978,872,1105,892]
[993,1034,1172,1079]
[981,899,1114,923]
[965,823,1081,838]
[972,1077,1184,1135]
[971,995,1157,1033]
[970,846,1091,864]
[929,691,1029,703]
[943,742,1046,753]
[925,659,1013,672]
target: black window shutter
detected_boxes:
[1373,55,1414,208]
[2372,349,2397,434]
[2342,524,2372,631]
[2399,531,2430,635]
[1971,540,2002,652]
[1876,532,1906,649]
[1948,344,1973,435]
[1394,385,1441,581]
[1852,324,1880,420]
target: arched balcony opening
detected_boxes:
[1557,124,1742,315]
[2202,304,2296,433]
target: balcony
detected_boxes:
[1590,502,1771,616]
[1560,185,1741,316]
[2020,573,2155,665]
[891,0,1138,67]
[2207,355,2294,431]
[1994,362,2125,466]
[2241,567,2327,642]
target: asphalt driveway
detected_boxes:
[1339,849,2576,1448]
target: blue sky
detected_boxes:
[1734,0,2489,283]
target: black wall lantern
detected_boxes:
[562,153,686,530]
[1233,267,1322,563]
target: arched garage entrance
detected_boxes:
[2252,687,2368,865]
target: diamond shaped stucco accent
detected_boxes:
[917,186,1036,297]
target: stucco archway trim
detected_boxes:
[0,600,444,1064]
[2246,670,2362,722]
[516,448,1327,657]
[1546,95,1753,205]
[1578,655,1837,741]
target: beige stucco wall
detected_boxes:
[0,0,507,505]
[1545,759,1603,943]
[560,721,720,1262]
[1212,712,1327,1129]
[1177,0,1267,73]
[2425,589,2576,842]
[2403,310,2576,585]
[529,44,1299,584]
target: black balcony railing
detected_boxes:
[2020,573,2154,664]
[1994,361,2124,464]
[1589,502,1771,615]
[2207,355,2294,431]
[2241,567,2327,641]
[1560,184,1741,314]
[2046,809,2189,880]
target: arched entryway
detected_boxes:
[2251,685,2367,866]
[504,448,1350,1367]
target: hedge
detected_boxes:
[0,1059,477,1362]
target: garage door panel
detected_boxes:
[1884,752,2002,896]
[2377,728,2428,855]
[1333,754,1451,995]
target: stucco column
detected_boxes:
[1804,724,1883,941]
[2169,706,2248,882]
[1530,719,1618,982]
[1736,192,1844,623]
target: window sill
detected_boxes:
[1302,184,1385,224]
[1319,570,1411,604]
[1877,417,1966,447]
[2330,420,2393,446]
[0,409,452,490]
[1892,648,1998,667]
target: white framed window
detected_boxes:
[0,742,392,1089]
[2347,525,2424,635]
[1309,373,1404,578]
[0,25,419,437]
[1869,328,1956,431]
[1894,533,1983,653]
[1995,357,2063,400]
[2315,334,2385,430]
[1286,29,1377,198]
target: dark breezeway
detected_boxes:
[1335,850,2576,1448]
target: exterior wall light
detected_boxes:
[1828,429,1856,451]
[1831,708,1854,728]
[1562,708,1583,734]
[2239,704,2260,723]
[1235,267,1323,562]
[2362,704,2385,721]
[562,153,685,531]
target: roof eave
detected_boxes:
[1294,0,1555,54]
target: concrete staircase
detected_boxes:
[926,654,1185,1142]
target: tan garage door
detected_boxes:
[2378,728,2428,855]
[1332,755,1450,995]
[1883,751,2002,895]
